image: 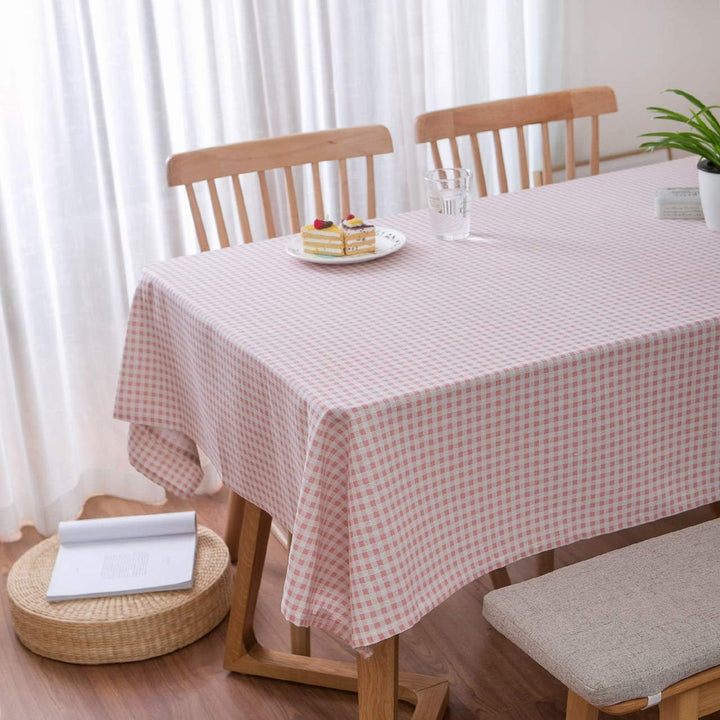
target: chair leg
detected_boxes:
[537,549,554,575]
[566,690,599,720]
[224,491,246,564]
[489,566,512,589]
[488,550,554,590]
[290,623,311,656]
[659,689,700,720]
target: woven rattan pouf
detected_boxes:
[7,525,232,664]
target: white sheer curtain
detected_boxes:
[0,0,565,539]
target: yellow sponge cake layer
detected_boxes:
[301,223,344,256]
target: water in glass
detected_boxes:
[425,168,471,240]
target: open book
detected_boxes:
[46,511,197,602]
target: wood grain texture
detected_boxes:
[167,126,393,184]
[415,88,616,140]
[566,690,599,719]
[415,86,617,197]
[167,125,392,250]
[222,490,245,563]
[3,493,720,720]
[658,689,699,720]
[358,637,399,719]
[600,667,720,716]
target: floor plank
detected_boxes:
[2,491,719,719]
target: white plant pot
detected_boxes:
[697,159,720,231]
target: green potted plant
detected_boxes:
[640,88,720,231]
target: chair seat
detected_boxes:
[483,518,720,707]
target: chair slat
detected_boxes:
[185,184,210,252]
[339,158,350,218]
[366,156,376,218]
[590,116,600,175]
[283,167,300,233]
[450,137,462,168]
[257,170,276,239]
[492,130,508,193]
[208,179,230,249]
[565,119,576,181]
[541,122,552,185]
[516,126,529,190]
[311,162,324,219]
[430,141,442,170]
[231,175,253,243]
[469,134,488,197]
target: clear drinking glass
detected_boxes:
[424,167,472,240]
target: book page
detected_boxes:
[58,511,196,544]
[47,511,197,602]
[47,533,196,601]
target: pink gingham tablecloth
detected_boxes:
[115,158,720,649]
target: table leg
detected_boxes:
[223,490,246,564]
[358,636,398,719]
[223,500,449,719]
[290,622,312,656]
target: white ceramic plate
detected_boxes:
[286,226,406,265]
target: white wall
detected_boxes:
[563,0,720,165]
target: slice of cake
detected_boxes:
[340,215,376,256]
[301,219,344,256]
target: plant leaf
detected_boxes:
[641,89,720,164]
[666,88,709,111]
[665,88,720,136]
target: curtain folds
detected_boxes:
[0,0,564,539]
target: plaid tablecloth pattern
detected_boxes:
[115,158,720,649]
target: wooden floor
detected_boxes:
[2,490,719,720]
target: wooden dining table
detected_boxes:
[114,156,720,719]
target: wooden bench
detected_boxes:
[483,518,720,719]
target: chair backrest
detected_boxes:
[167,125,393,251]
[414,86,618,197]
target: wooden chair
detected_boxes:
[167,125,394,655]
[484,518,720,719]
[415,86,618,196]
[167,124,393,249]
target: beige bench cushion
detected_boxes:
[483,518,720,707]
